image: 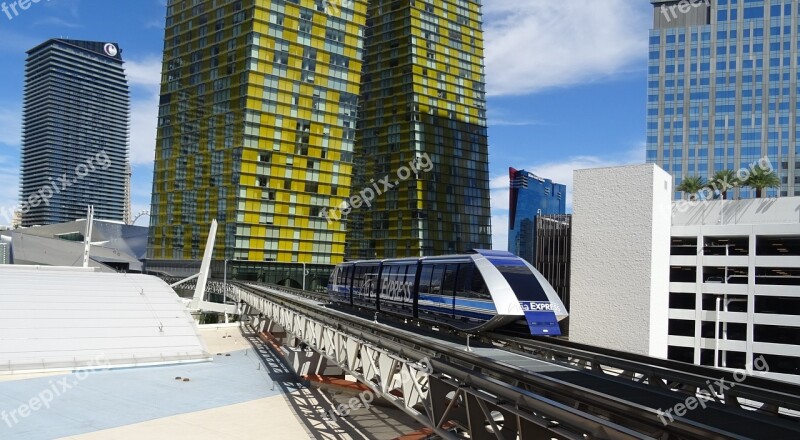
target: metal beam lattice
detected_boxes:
[233,284,651,440]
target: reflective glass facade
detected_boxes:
[346,0,492,259]
[20,39,130,226]
[648,0,797,198]
[507,168,566,265]
[534,214,572,314]
[149,0,367,263]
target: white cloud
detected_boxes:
[0,154,19,226]
[35,0,82,27]
[492,213,509,251]
[489,146,645,250]
[130,93,159,165]
[43,0,81,18]
[144,19,164,29]
[489,119,546,127]
[0,28,40,53]
[125,57,163,88]
[490,175,511,211]
[0,104,21,146]
[33,17,82,28]
[484,0,650,96]
[125,57,162,165]
[0,105,21,226]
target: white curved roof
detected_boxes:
[0,265,210,373]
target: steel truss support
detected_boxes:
[233,284,649,440]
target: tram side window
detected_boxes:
[353,266,365,293]
[364,265,379,297]
[367,266,375,293]
[430,265,444,295]
[401,264,416,301]
[395,266,405,298]
[360,266,371,293]
[418,265,434,296]
[395,266,408,301]
[380,265,394,299]
[455,264,473,298]
[342,266,353,292]
[387,266,397,300]
[442,264,458,296]
[470,269,491,300]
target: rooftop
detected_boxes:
[0,265,209,373]
[672,196,800,227]
[0,325,424,440]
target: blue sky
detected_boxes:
[0,0,653,250]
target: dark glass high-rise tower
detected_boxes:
[20,39,130,226]
[647,0,796,198]
[347,0,492,259]
[507,168,566,264]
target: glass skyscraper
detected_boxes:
[347,0,492,259]
[507,168,566,265]
[647,0,796,198]
[148,0,367,263]
[19,39,130,227]
[150,0,492,264]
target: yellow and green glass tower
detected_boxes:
[347,0,492,259]
[148,0,367,264]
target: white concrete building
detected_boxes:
[570,164,800,384]
[569,164,672,358]
[669,196,800,383]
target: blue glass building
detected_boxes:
[19,39,130,226]
[647,0,795,198]
[507,168,566,264]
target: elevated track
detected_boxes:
[230,281,800,440]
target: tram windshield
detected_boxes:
[493,264,549,302]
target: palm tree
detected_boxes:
[676,176,706,200]
[744,167,780,198]
[710,169,739,199]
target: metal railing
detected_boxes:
[234,282,800,439]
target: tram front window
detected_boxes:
[494,264,548,302]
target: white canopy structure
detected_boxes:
[0,265,210,374]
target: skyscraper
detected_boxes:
[507,168,566,264]
[534,214,572,314]
[148,1,367,263]
[19,39,130,227]
[346,0,492,259]
[647,0,795,198]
